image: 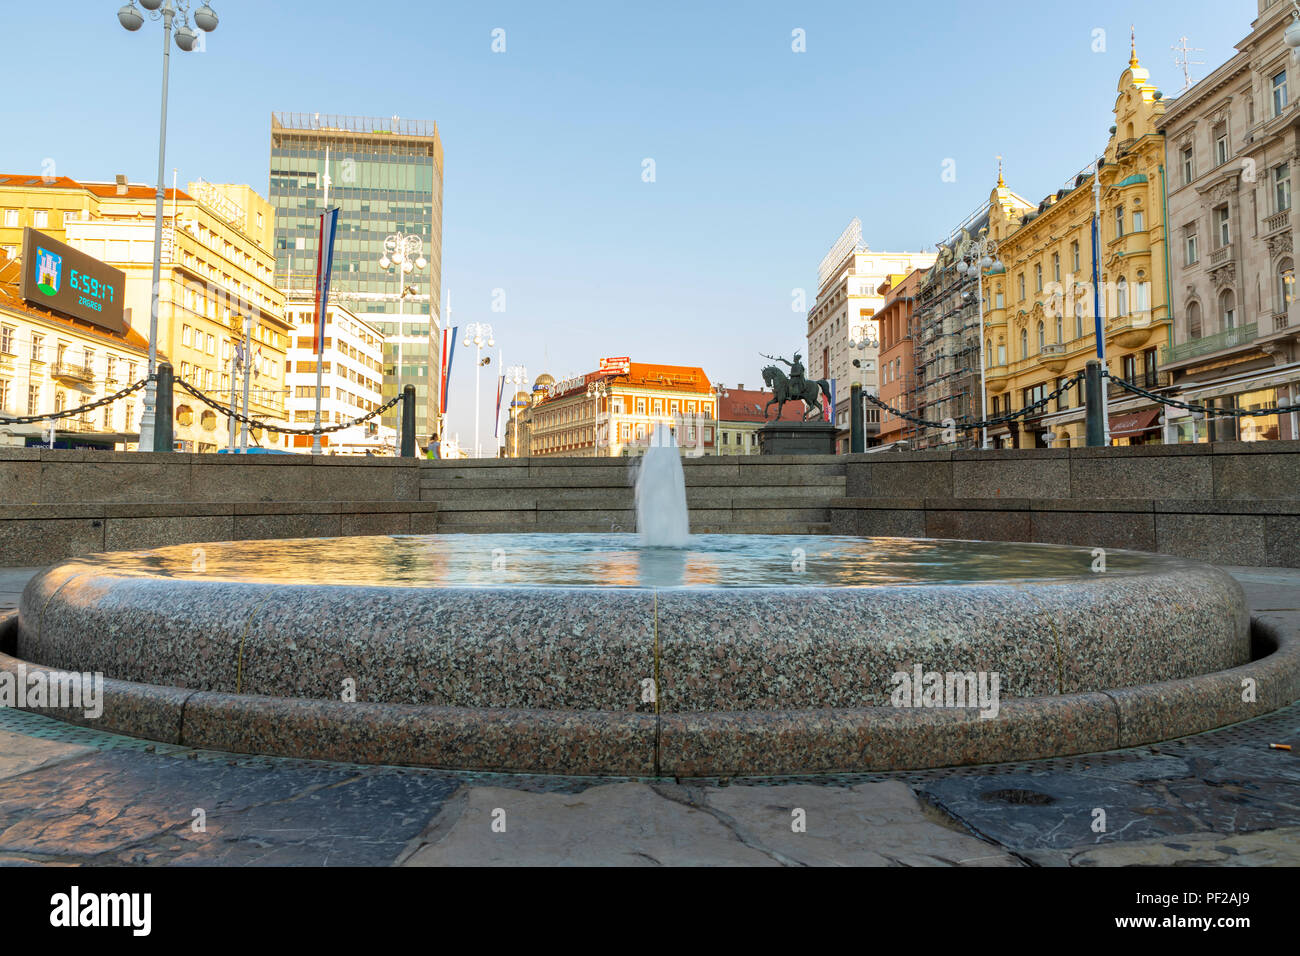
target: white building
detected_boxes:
[806,219,937,451]
[284,292,393,454]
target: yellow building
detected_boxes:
[66,180,291,452]
[983,44,1172,447]
[0,174,100,257]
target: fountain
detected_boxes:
[635,424,690,548]
[9,422,1283,775]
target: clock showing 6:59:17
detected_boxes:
[69,268,114,302]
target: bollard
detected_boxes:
[849,383,864,453]
[401,385,416,458]
[153,362,174,453]
[1084,360,1104,447]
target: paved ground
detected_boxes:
[0,565,1295,866]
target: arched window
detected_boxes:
[1075,297,1085,339]
[1116,276,1129,316]
[1020,327,1029,359]
[1278,258,1295,313]
[1056,315,1063,343]
[1220,289,1236,329]
[1187,301,1202,339]
[55,391,66,413]
[985,340,992,368]
[1036,320,1045,351]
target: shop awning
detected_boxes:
[1109,408,1160,438]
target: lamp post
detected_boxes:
[379,233,426,456]
[848,323,878,447]
[586,379,609,457]
[461,321,495,458]
[118,0,219,453]
[503,364,528,457]
[955,231,1004,449]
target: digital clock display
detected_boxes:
[20,228,125,334]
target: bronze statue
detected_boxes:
[761,353,833,421]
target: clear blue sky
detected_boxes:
[3,0,1253,446]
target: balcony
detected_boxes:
[1106,311,1160,349]
[1040,342,1068,373]
[1209,243,1234,267]
[52,362,95,385]
[1274,311,1292,333]
[1160,323,1258,365]
[1264,210,1291,235]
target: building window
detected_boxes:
[1116,276,1129,316]
[1215,206,1230,247]
[2,210,17,228]
[1213,125,1229,166]
[1052,253,1061,283]
[1035,264,1043,292]
[1019,328,1028,359]
[1057,377,1071,411]
[1274,70,1289,117]
[0,325,13,355]
[1114,206,1125,239]
[1017,273,1025,300]
[1071,241,1081,273]
[1185,228,1199,265]
[33,210,49,228]
[27,384,39,415]
[1055,315,1063,343]
[1275,162,1292,213]
[1278,258,1295,312]
[1187,300,1202,339]
[182,325,192,347]
[1133,210,1145,232]
[1220,289,1236,329]
[1181,147,1194,185]
[1036,320,1045,351]
[1075,299,1085,340]
[997,342,1007,365]
[985,339,992,367]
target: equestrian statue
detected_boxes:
[760,352,833,421]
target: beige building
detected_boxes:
[807,219,936,451]
[65,180,292,451]
[1154,0,1300,442]
[0,250,150,449]
[517,363,717,457]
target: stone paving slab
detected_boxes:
[0,728,92,782]
[1022,826,1300,867]
[0,747,457,865]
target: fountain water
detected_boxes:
[635,424,690,548]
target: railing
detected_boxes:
[1160,322,1258,364]
[1210,244,1234,266]
[1265,210,1291,234]
[1275,312,1291,332]
[1109,371,1171,399]
[51,362,95,384]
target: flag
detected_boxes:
[1091,168,1104,358]
[313,207,340,355]
[824,379,836,423]
[494,372,505,438]
[438,326,458,414]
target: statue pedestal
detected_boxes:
[757,421,837,456]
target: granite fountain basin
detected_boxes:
[9,533,1266,775]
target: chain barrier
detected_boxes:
[861,372,1084,431]
[0,377,152,426]
[1103,373,1300,418]
[174,378,403,435]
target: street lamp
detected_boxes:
[118,0,219,453]
[955,230,1004,449]
[586,379,610,457]
[462,321,495,457]
[503,364,528,457]
[379,232,426,455]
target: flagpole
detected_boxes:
[1091,154,1110,445]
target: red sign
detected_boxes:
[599,356,631,374]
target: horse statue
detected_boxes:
[761,365,833,421]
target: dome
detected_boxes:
[533,373,555,391]
[514,390,531,405]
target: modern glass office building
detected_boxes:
[268,113,444,443]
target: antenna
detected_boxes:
[1171,36,1205,93]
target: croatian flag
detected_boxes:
[313,207,340,355]
[438,326,458,414]
[494,372,505,438]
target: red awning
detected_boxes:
[1109,408,1160,438]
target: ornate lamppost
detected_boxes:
[955,230,1005,449]
[117,0,220,452]
[503,364,528,457]
[461,322,495,457]
[379,233,426,454]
